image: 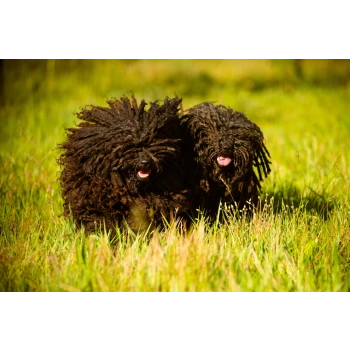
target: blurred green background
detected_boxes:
[2,59,350,108]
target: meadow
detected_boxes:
[0,59,349,291]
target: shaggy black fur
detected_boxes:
[180,102,271,219]
[58,96,189,233]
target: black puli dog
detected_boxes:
[180,102,271,219]
[58,95,189,233]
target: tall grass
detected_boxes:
[1,59,349,291]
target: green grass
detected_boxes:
[1,59,349,291]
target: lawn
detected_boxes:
[0,59,349,291]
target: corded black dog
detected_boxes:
[58,95,189,233]
[180,102,271,220]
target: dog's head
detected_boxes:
[183,102,271,188]
[60,95,184,193]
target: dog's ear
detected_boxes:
[230,111,271,182]
[253,141,271,181]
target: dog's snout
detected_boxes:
[139,156,152,170]
[220,144,232,155]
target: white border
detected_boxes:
[1,1,348,58]
[1,293,349,349]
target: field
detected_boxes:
[0,59,349,291]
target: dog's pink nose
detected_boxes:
[217,156,232,166]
